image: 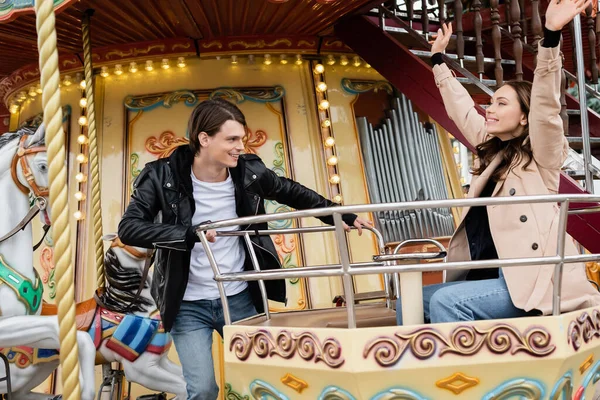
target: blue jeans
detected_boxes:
[395,275,535,325]
[171,289,258,400]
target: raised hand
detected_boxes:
[545,0,592,31]
[430,22,453,55]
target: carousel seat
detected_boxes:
[237,302,397,328]
[41,298,97,331]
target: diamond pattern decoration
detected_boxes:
[436,372,480,395]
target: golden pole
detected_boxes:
[82,9,104,288]
[34,1,81,400]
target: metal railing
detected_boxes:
[197,194,600,328]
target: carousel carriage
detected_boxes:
[2,0,600,400]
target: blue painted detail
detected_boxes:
[371,387,429,400]
[249,380,289,400]
[549,370,573,400]
[482,378,545,400]
[580,361,600,400]
[318,386,356,400]
[123,90,198,112]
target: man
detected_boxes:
[118,98,371,400]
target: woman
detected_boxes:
[396,0,600,325]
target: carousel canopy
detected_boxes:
[0,0,380,116]
[0,0,380,79]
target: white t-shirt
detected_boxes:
[184,169,247,300]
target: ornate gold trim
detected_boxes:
[280,373,308,393]
[580,354,594,374]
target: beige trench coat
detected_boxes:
[433,44,600,314]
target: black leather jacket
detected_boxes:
[118,145,357,331]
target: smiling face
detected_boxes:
[197,119,246,168]
[485,84,529,141]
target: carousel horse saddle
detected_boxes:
[41,298,97,332]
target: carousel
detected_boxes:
[1,0,600,399]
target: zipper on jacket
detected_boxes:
[153,238,186,251]
[251,239,283,269]
[242,194,261,231]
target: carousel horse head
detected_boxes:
[0,124,50,226]
[98,233,154,313]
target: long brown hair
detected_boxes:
[187,98,247,155]
[472,80,534,181]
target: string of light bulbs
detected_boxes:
[74,73,88,220]
[311,60,343,204]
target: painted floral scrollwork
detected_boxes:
[567,309,600,351]
[124,90,197,111]
[145,131,189,158]
[341,79,394,95]
[243,129,267,154]
[364,324,555,367]
[224,383,249,400]
[230,329,344,368]
[145,128,266,159]
[39,246,56,299]
[209,86,285,104]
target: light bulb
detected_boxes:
[161,59,170,69]
[279,54,288,64]
[352,56,361,67]
[321,119,331,128]
[63,75,73,86]
[263,54,272,65]
[79,80,86,89]
[9,104,19,114]
[74,210,85,220]
[100,66,110,77]
[78,116,88,126]
[329,174,341,184]
[75,172,87,182]
[313,64,325,74]
[35,84,43,94]
[340,56,349,66]
[76,153,88,163]
[77,134,88,144]
[324,136,335,147]
[333,195,343,204]
[318,99,330,110]
[28,87,37,97]
[79,97,87,108]
[326,55,336,65]
[114,64,123,75]
[129,62,138,73]
[74,191,86,201]
[145,60,154,71]
[177,57,186,68]
[316,82,327,93]
[327,155,338,166]
[231,55,239,65]
[294,54,303,65]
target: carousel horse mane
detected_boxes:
[96,247,153,313]
[0,126,41,150]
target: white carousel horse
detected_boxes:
[0,125,97,400]
[0,126,186,399]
